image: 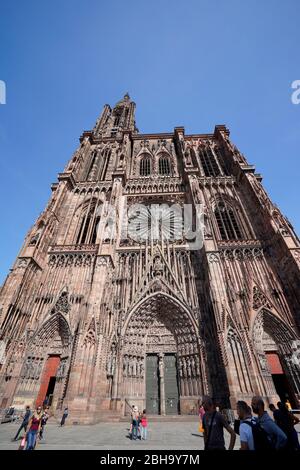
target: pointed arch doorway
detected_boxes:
[118,292,206,415]
[13,313,72,410]
[253,308,300,407]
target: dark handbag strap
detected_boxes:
[205,411,217,450]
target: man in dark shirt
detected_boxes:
[13,405,31,441]
[202,396,236,451]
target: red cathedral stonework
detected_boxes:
[0,94,300,423]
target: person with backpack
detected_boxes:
[202,396,236,451]
[251,396,287,450]
[237,401,256,450]
[236,400,276,450]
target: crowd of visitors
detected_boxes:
[8,395,300,450]
[11,404,69,450]
[199,395,299,451]
[129,405,148,440]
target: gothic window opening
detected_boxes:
[99,149,111,180]
[214,202,243,240]
[159,156,171,175]
[91,216,101,244]
[76,205,102,245]
[140,155,151,176]
[199,147,221,177]
[124,108,129,125]
[114,111,121,127]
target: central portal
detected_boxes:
[121,292,205,416]
[146,353,179,415]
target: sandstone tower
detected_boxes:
[0,94,299,423]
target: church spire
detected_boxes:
[93,93,138,138]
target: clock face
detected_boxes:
[127,203,184,244]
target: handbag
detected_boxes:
[18,435,26,450]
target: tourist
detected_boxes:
[140,409,148,440]
[25,406,43,450]
[60,407,69,427]
[202,396,236,451]
[269,403,283,424]
[237,401,256,450]
[238,402,276,450]
[131,406,139,440]
[198,403,205,434]
[129,405,135,438]
[13,405,31,441]
[39,406,50,440]
[274,402,300,450]
[251,396,287,449]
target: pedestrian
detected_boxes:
[140,409,148,440]
[128,405,135,438]
[25,406,43,450]
[236,400,274,450]
[13,405,31,441]
[198,403,205,434]
[275,402,300,450]
[39,407,50,440]
[60,407,69,426]
[202,396,236,451]
[237,401,256,450]
[131,406,139,440]
[251,396,287,450]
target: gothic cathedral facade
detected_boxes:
[0,94,300,423]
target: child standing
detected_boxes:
[140,409,148,440]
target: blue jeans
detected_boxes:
[26,430,37,450]
[132,422,139,440]
[140,426,147,440]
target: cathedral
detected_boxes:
[0,94,300,423]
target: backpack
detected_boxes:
[242,420,275,450]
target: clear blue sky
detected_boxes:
[0,0,299,285]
